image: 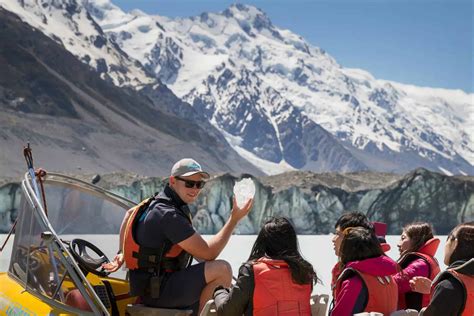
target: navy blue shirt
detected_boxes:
[129,185,196,295]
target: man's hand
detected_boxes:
[102,253,124,273]
[230,196,253,222]
[409,276,432,294]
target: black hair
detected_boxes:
[339,227,384,265]
[448,221,474,264]
[248,217,317,285]
[335,211,374,232]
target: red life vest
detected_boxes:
[432,268,474,316]
[252,258,312,316]
[398,238,441,309]
[331,262,342,299]
[335,268,398,315]
[123,197,190,271]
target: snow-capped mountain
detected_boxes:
[0,6,260,177]
[2,0,472,175]
[87,1,473,175]
[0,0,155,88]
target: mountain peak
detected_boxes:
[220,3,277,36]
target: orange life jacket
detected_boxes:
[432,268,474,316]
[123,197,191,271]
[335,268,398,315]
[398,238,441,309]
[252,258,312,316]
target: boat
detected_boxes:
[0,170,144,315]
[0,159,329,315]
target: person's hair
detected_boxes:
[248,217,317,285]
[402,222,434,254]
[448,221,474,264]
[339,227,384,265]
[335,211,374,232]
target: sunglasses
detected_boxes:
[175,176,206,189]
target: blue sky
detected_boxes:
[113,0,472,92]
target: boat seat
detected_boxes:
[201,295,330,316]
[126,304,192,316]
[311,294,329,316]
[391,310,419,316]
[199,300,217,316]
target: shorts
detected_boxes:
[142,262,206,314]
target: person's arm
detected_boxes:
[409,276,432,294]
[178,197,253,260]
[102,207,133,272]
[213,264,253,316]
[421,278,464,316]
[393,259,430,294]
[331,276,367,316]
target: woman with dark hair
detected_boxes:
[329,227,398,316]
[330,212,392,296]
[394,222,441,311]
[411,221,474,316]
[213,217,317,316]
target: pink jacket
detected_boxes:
[330,255,398,316]
[394,238,440,309]
[393,258,429,294]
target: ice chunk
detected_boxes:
[233,178,255,208]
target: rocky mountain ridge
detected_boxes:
[1,168,472,234]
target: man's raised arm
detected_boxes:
[178,197,253,261]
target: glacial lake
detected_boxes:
[0,234,447,296]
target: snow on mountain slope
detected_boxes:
[4,0,472,175]
[0,0,155,87]
[380,80,474,164]
[89,2,473,175]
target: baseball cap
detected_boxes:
[171,158,210,179]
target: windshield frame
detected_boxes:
[8,172,135,315]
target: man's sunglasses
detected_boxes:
[175,176,206,189]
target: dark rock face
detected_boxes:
[145,37,183,84]
[1,169,472,234]
[0,182,21,233]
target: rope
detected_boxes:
[35,168,48,217]
[23,144,41,203]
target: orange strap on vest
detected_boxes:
[123,198,155,270]
[252,258,312,316]
[335,268,398,315]
[432,269,474,316]
[123,197,187,270]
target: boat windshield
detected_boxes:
[44,182,127,236]
[7,173,135,314]
[8,181,109,314]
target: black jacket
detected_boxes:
[422,258,474,316]
[214,263,255,316]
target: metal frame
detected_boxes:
[11,171,130,315]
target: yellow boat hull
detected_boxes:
[0,272,135,315]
